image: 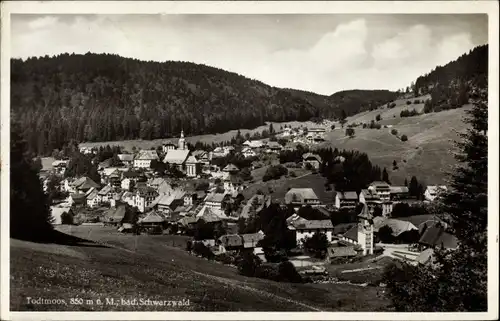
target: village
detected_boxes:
[39,121,456,283]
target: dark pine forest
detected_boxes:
[11,53,397,156]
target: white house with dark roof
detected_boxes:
[204,192,229,210]
[134,150,159,169]
[288,219,334,244]
[302,153,322,169]
[285,188,321,207]
[424,185,448,202]
[368,181,392,202]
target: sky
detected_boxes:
[11,14,488,95]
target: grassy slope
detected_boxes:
[10,226,390,311]
[317,97,470,186]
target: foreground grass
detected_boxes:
[10,226,390,311]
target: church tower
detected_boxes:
[357,203,374,255]
[178,130,186,150]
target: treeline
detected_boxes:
[11,53,397,156]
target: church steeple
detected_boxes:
[178,129,186,150]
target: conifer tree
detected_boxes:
[382,102,488,311]
[10,122,54,240]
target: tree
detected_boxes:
[237,252,262,277]
[391,129,398,135]
[303,232,329,259]
[401,134,408,142]
[382,167,390,184]
[330,124,335,130]
[378,225,394,243]
[339,109,347,128]
[408,176,419,197]
[345,127,355,138]
[404,178,408,187]
[383,102,488,311]
[10,122,54,240]
[376,114,382,122]
[278,261,303,283]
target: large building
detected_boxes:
[285,188,321,207]
[162,131,198,177]
[133,150,159,169]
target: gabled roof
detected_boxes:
[219,234,243,247]
[285,188,319,203]
[389,186,409,194]
[419,226,458,249]
[118,154,134,162]
[178,216,198,226]
[292,219,333,230]
[425,185,448,194]
[86,189,98,200]
[186,155,198,164]
[196,206,228,223]
[192,150,207,158]
[343,225,358,242]
[135,150,159,161]
[98,184,112,195]
[333,223,357,235]
[223,164,239,172]
[336,191,358,200]
[242,232,265,246]
[302,153,322,162]
[205,193,227,203]
[163,149,190,165]
[369,181,391,188]
[74,177,100,190]
[373,217,418,236]
[157,190,186,206]
[139,211,166,224]
[360,189,381,201]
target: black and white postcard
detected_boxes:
[1,1,498,320]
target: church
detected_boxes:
[162,131,198,177]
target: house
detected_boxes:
[192,150,211,165]
[222,164,239,174]
[418,225,458,250]
[285,188,321,207]
[242,232,265,248]
[138,210,166,230]
[183,190,206,207]
[223,175,245,194]
[424,185,448,202]
[133,150,159,169]
[359,188,392,216]
[162,141,177,154]
[288,219,335,245]
[389,186,410,201]
[218,234,244,252]
[117,154,134,167]
[121,178,132,191]
[243,140,265,149]
[70,192,86,205]
[196,205,229,223]
[163,149,190,171]
[334,191,358,209]
[79,146,94,155]
[266,141,283,153]
[302,153,322,169]
[70,176,100,193]
[97,184,113,204]
[135,186,159,213]
[373,217,419,242]
[185,156,198,177]
[51,160,68,175]
[121,192,136,207]
[339,204,374,255]
[204,193,229,210]
[155,190,186,213]
[86,188,99,208]
[368,181,392,202]
[241,147,257,158]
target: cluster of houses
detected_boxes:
[45,126,453,266]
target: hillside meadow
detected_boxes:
[10,226,390,311]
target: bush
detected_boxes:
[193,242,215,260]
[376,114,382,121]
[289,171,297,177]
[400,109,419,117]
[345,127,355,138]
[413,99,421,104]
[401,135,408,142]
[406,100,412,105]
[255,263,281,281]
[237,252,262,277]
[278,261,303,283]
[215,252,234,265]
[61,211,74,225]
[263,164,288,182]
[391,129,398,135]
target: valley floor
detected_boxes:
[10,226,391,312]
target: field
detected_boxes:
[79,120,320,152]
[77,95,470,186]
[10,226,391,311]
[318,101,471,185]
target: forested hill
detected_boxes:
[10,53,397,156]
[412,44,488,112]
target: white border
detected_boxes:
[1,1,499,321]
